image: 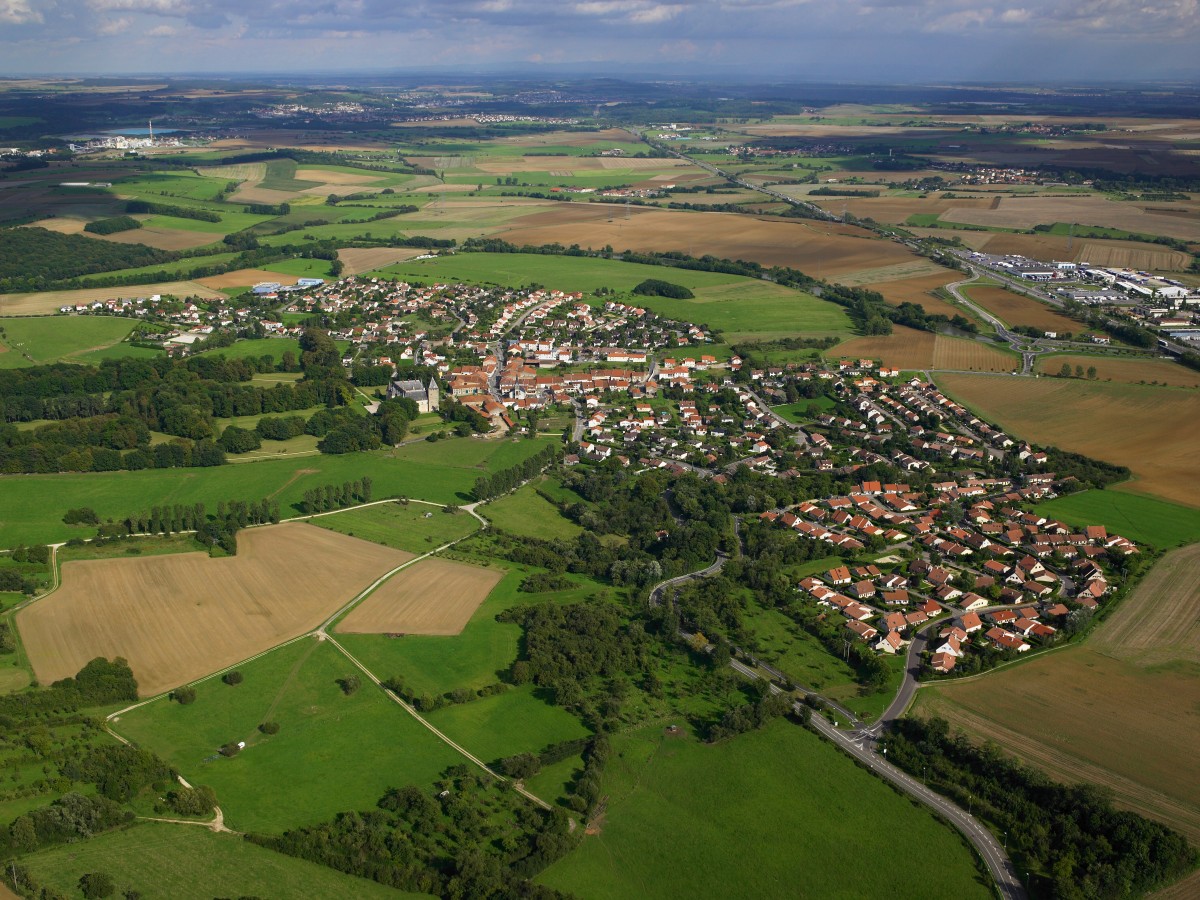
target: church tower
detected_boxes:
[426,377,441,412]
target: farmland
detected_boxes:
[113,637,465,833]
[912,543,1200,843]
[938,195,1200,242]
[1035,490,1200,548]
[0,315,140,367]
[870,270,964,318]
[1032,354,1200,388]
[0,435,556,546]
[313,500,481,553]
[831,325,1018,372]
[19,823,410,900]
[0,280,226,316]
[937,373,1200,507]
[539,719,992,900]
[337,557,504,636]
[17,522,410,695]
[961,284,1082,334]
[483,481,583,540]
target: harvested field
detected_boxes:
[940,195,1200,242]
[469,155,693,174]
[832,259,947,285]
[196,268,300,289]
[338,247,429,275]
[499,205,916,273]
[964,285,1080,333]
[870,271,963,318]
[17,523,412,696]
[410,183,478,193]
[833,327,1016,372]
[337,558,502,636]
[0,281,225,316]
[805,195,993,225]
[497,127,636,148]
[937,374,1200,507]
[1033,354,1200,388]
[92,226,217,251]
[208,133,389,151]
[931,336,1018,372]
[231,185,298,205]
[294,168,384,185]
[1090,543,1200,667]
[196,163,267,183]
[978,233,1192,271]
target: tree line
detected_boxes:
[300,477,373,514]
[472,445,559,501]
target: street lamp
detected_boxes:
[1004,831,1008,851]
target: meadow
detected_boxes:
[538,719,993,900]
[113,638,466,833]
[0,315,138,368]
[313,500,481,553]
[1035,490,1200,548]
[0,435,556,546]
[19,823,412,900]
[482,481,583,540]
[937,373,1200,507]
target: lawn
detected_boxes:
[313,500,481,553]
[1035,489,1200,549]
[19,822,416,900]
[335,564,606,698]
[0,436,557,546]
[482,480,583,540]
[113,638,465,833]
[538,719,992,900]
[0,315,137,368]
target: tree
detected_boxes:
[338,675,360,695]
[1087,365,1097,379]
[222,670,243,686]
[79,872,115,899]
[1059,362,1072,377]
[172,686,196,705]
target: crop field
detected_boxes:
[831,326,1017,372]
[483,482,583,540]
[1035,490,1200,548]
[870,270,964,318]
[495,204,920,274]
[337,246,429,275]
[337,557,503,636]
[937,374,1200,507]
[17,523,411,695]
[976,232,1193,271]
[963,285,1082,333]
[313,500,481,553]
[19,823,408,900]
[113,638,465,833]
[0,315,137,368]
[938,195,1200,242]
[0,281,225,316]
[0,436,555,546]
[539,719,992,900]
[1033,354,1200,388]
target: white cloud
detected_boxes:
[0,0,43,24]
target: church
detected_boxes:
[386,377,441,413]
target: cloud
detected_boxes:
[0,0,43,24]
[97,15,133,33]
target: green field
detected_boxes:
[482,480,583,540]
[539,719,992,899]
[196,336,306,360]
[260,159,323,192]
[335,564,607,698]
[314,500,481,554]
[114,638,465,833]
[0,315,137,368]
[0,436,557,546]
[19,822,417,900]
[1035,489,1200,549]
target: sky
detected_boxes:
[1,0,1198,81]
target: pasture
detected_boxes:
[17,523,411,696]
[936,374,1200,507]
[1035,490,1200,548]
[1032,354,1200,388]
[313,500,481,553]
[19,823,409,900]
[538,719,992,900]
[962,285,1081,334]
[0,435,557,546]
[113,638,465,833]
[483,481,583,540]
[0,315,137,368]
[337,557,504,636]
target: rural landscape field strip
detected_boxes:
[337,557,504,635]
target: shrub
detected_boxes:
[222,670,243,686]
[171,686,196,705]
[218,742,241,757]
[63,507,100,526]
[337,675,360,695]
[259,721,280,735]
[632,278,694,299]
[79,872,115,899]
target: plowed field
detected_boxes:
[17,523,412,695]
[337,558,502,636]
[833,326,1017,372]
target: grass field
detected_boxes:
[1033,354,1200,388]
[1035,490,1200,548]
[113,638,466,833]
[0,436,556,546]
[538,719,992,900]
[0,316,137,367]
[17,523,411,696]
[482,481,584,540]
[313,500,480,553]
[19,822,414,900]
[937,373,1200,507]
[338,557,504,636]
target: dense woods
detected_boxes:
[0,227,176,291]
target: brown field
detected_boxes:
[28,215,218,251]
[337,247,430,276]
[0,281,225,316]
[936,373,1200,507]
[460,155,696,175]
[832,326,1017,373]
[495,127,637,149]
[231,185,298,205]
[1090,543,1200,667]
[870,270,963,318]
[16,523,413,696]
[498,205,917,273]
[336,558,503,636]
[1033,354,1200,388]
[832,258,949,285]
[806,195,994,225]
[196,163,267,183]
[209,132,390,151]
[977,232,1192,271]
[410,182,478,193]
[195,268,303,289]
[964,285,1080,332]
[294,168,383,185]
[940,195,1200,242]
